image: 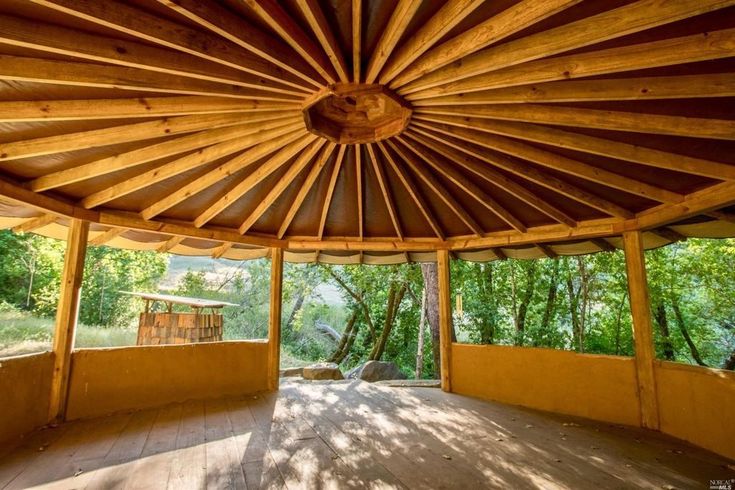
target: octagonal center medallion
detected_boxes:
[303,84,412,144]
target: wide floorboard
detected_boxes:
[1,380,733,489]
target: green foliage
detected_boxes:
[79,247,167,327]
[0,230,167,328]
[0,228,733,372]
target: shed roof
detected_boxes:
[0,1,734,262]
[121,291,236,309]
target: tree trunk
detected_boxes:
[26,259,35,309]
[576,257,590,353]
[284,292,305,340]
[723,349,735,371]
[540,260,559,332]
[515,263,539,346]
[421,263,441,378]
[614,291,629,355]
[416,287,427,379]
[329,310,358,363]
[653,301,675,361]
[671,300,707,366]
[479,263,496,344]
[370,283,407,361]
[565,259,582,352]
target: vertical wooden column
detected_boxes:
[623,230,660,430]
[48,218,89,422]
[437,249,453,392]
[267,247,284,391]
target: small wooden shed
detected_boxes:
[123,292,235,345]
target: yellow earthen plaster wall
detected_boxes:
[450,343,641,426]
[0,352,54,446]
[66,341,269,420]
[655,361,735,461]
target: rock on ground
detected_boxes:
[280,367,304,378]
[347,360,407,382]
[302,362,344,380]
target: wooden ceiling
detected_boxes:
[0,0,735,259]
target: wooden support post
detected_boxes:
[437,249,453,392]
[48,218,89,422]
[268,247,284,391]
[623,230,660,430]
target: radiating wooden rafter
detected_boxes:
[317,145,347,240]
[378,0,485,85]
[155,0,324,88]
[389,0,580,88]
[399,0,735,93]
[278,143,336,239]
[29,0,314,93]
[414,114,735,180]
[0,14,305,97]
[364,0,420,83]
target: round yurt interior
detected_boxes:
[0,0,734,487]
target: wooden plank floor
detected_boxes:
[1,379,733,489]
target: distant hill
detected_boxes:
[162,255,344,306]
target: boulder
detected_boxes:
[302,362,344,380]
[280,367,304,378]
[348,360,407,382]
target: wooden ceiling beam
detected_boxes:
[318,145,347,240]
[366,144,403,240]
[634,181,735,231]
[193,135,319,227]
[405,28,735,99]
[411,120,682,204]
[404,131,577,227]
[591,238,617,252]
[29,0,312,93]
[0,96,299,123]
[651,227,688,243]
[492,248,507,261]
[241,0,337,84]
[4,173,735,253]
[140,130,306,220]
[364,0,421,83]
[156,0,323,88]
[379,0,485,85]
[707,210,735,224]
[389,0,578,88]
[80,123,304,209]
[536,244,558,259]
[387,139,486,236]
[0,55,291,101]
[416,105,735,141]
[88,227,127,246]
[157,235,185,253]
[11,214,57,233]
[296,0,350,83]
[399,0,735,93]
[393,137,524,234]
[0,14,304,97]
[238,139,327,234]
[411,124,635,219]
[352,0,362,83]
[414,114,735,180]
[32,118,302,193]
[413,73,735,106]
[3,112,263,163]
[278,143,336,239]
[212,242,234,259]
[377,142,445,240]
